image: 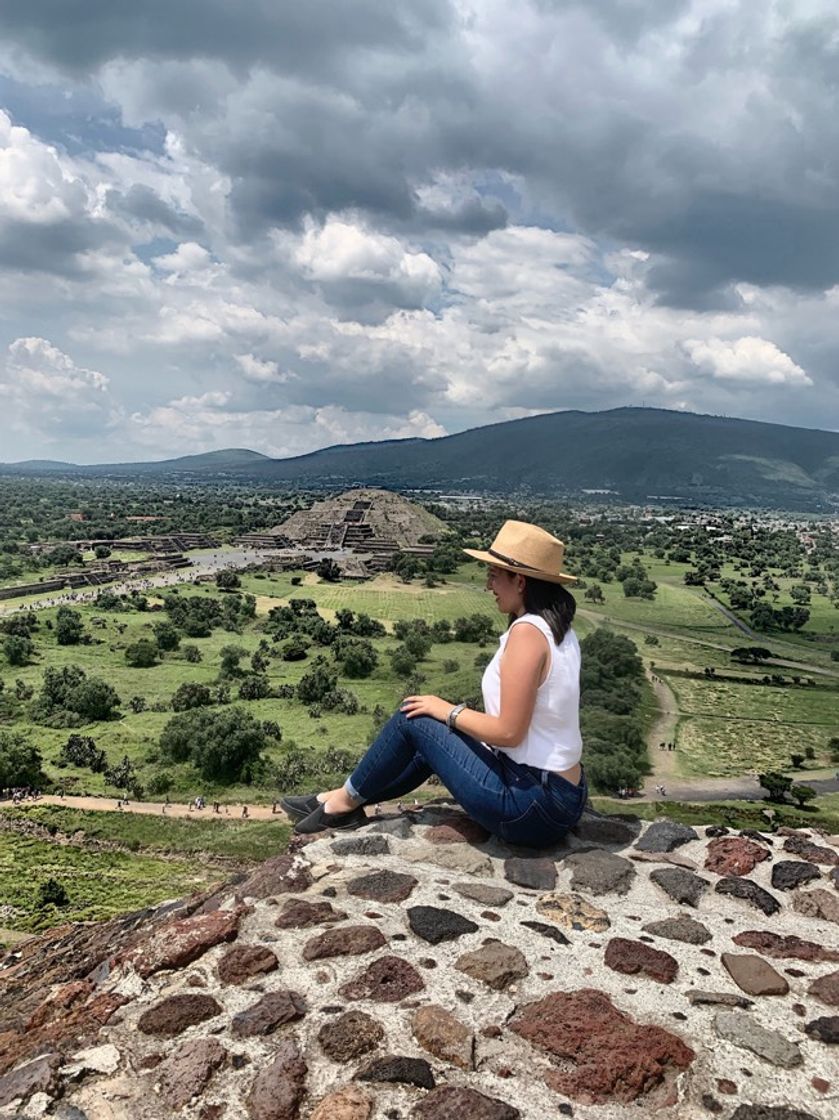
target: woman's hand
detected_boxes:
[401,694,453,722]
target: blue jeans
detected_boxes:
[346,710,587,847]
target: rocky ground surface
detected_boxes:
[0,804,837,1120]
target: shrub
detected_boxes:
[34,665,121,724]
[153,621,181,651]
[55,606,84,646]
[216,570,241,591]
[297,659,338,704]
[124,639,159,668]
[59,734,107,772]
[334,637,378,679]
[37,878,69,908]
[147,772,174,797]
[442,659,460,674]
[281,637,309,661]
[159,706,268,782]
[238,674,271,701]
[182,644,202,663]
[3,633,33,666]
[171,682,213,712]
[0,731,44,787]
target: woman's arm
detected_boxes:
[401,622,548,748]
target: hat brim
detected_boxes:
[462,548,577,584]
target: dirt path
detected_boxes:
[23,794,291,822]
[644,670,680,790]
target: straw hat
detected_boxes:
[463,520,577,585]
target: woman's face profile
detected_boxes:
[485,565,525,615]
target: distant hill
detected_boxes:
[1,410,837,509]
[0,448,269,475]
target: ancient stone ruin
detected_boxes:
[1,808,836,1119]
[237,490,445,573]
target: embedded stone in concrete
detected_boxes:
[302,924,386,960]
[771,861,822,891]
[0,1054,62,1109]
[705,837,770,877]
[318,1010,385,1061]
[686,990,754,1009]
[565,850,636,895]
[274,898,348,929]
[123,906,244,978]
[793,888,839,925]
[629,850,699,870]
[370,817,414,839]
[804,1016,839,1044]
[403,843,494,876]
[137,994,222,1038]
[412,1086,521,1119]
[157,1037,227,1110]
[412,1004,474,1070]
[347,869,418,903]
[332,835,390,857]
[216,944,279,985]
[783,836,839,866]
[407,906,479,944]
[231,991,306,1038]
[339,955,425,1002]
[426,816,491,844]
[520,920,571,946]
[572,813,641,846]
[642,917,712,945]
[309,1085,372,1120]
[239,854,313,899]
[356,1054,435,1090]
[721,953,790,996]
[510,988,694,1103]
[650,867,709,907]
[455,939,529,991]
[452,882,514,908]
[731,930,839,962]
[246,1039,307,1120]
[713,1011,802,1068]
[635,820,699,852]
[809,969,839,1008]
[604,938,679,983]
[715,877,781,915]
[729,1108,821,1120]
[503,857,557,891]
[535,892,610,932]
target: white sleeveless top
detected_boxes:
[481,613,582,772]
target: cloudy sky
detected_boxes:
[0,0,837,463]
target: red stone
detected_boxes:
[732,930,839,963]
[812,1077,830,1093]
[121,906,245,978]
[426,816,490,844]
[809,970,839,1008]
[217,944,278,985]
[238,853,313,898]
[274,898,347,929]
[302,925,386,960]
[247,1040,307,1120]
[509,988,694,1104]
[138,994,222,1037]
[339,955,425,1002]
[604,938,678,983]
[705,838,770,877]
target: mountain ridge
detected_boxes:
[2,408,837,510]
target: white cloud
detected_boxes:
[234,353,295,384]
[684,336,812,385]
[0,337,121,443]
[153,241,212,274]
[0,110,87,224]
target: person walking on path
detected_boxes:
[283,521,586,848]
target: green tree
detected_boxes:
[55,606,84,645]
[281,637,309,661]
[153,621,181,651]
[171,682,214,711]
[790,784,817,809]
[789,753,805,769]
[93,544,112,560]
[0,731,44,787]
[3,633,33,666]
[215,570,241,591]
[238,674,271,700]
[182,644,202,663]
[37,878,69,907]
[297,659,338,704]
[316,558,341,582]
[219,645,248,679]
[758,770,793,802]
[584,583,605,603]
[159,706,267,782]
[335,637,379,679]
[124,639,159,668]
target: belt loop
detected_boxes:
[540,768,548,788]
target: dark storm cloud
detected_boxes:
[0,0,452,78]
[105,184,203,237]
[3,1,839,308]
[0,216,117,276]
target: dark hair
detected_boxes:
[510,576,576,645]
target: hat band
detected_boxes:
[488,547,539,571]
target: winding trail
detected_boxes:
[644,669,680,790]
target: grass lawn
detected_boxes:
[0,830,224,934]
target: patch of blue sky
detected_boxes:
[0,73,165,156]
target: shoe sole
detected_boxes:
[293,810,368,835]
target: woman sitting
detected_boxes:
[282,520,586,847]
